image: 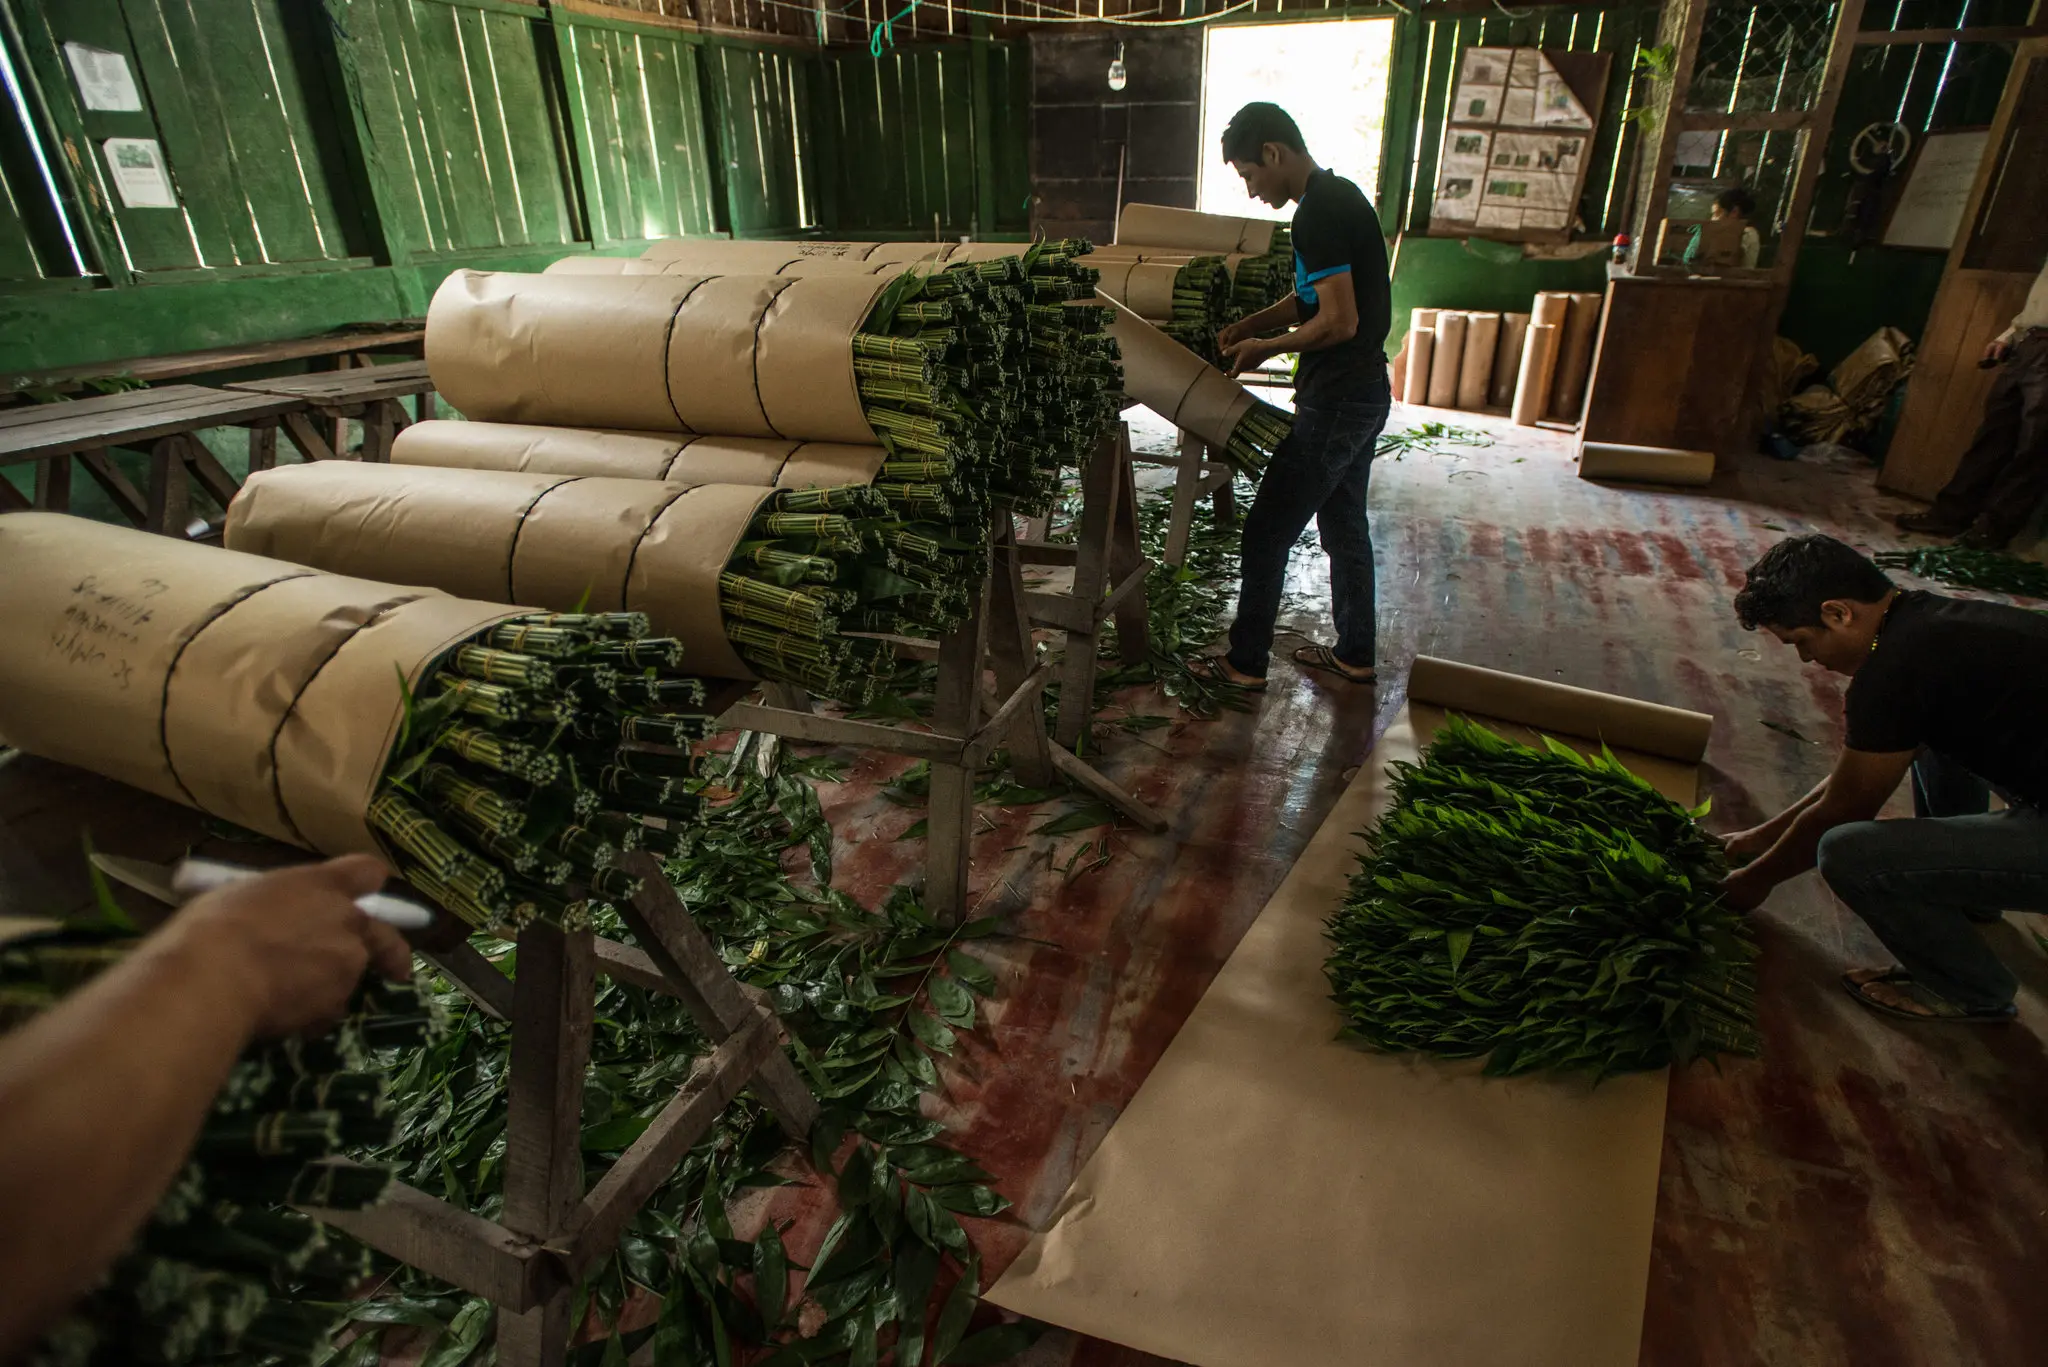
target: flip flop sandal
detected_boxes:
[1839,970,2017,1025]
[1292,644,1377,684]
[1186,656,1266,691]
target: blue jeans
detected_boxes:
[1815,750,2048,1012]
[1226,393,1392,677]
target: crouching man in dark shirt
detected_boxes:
[1194,102,1393,690]
[1723,534,2048,1023]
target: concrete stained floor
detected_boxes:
[750,403,2048,1367]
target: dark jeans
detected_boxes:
[1930,331,2048,541]
[1815,749,2048,1012]
[1226,392,1392,677]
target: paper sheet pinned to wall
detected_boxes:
[102,138,176,209]
[64,43,141,112]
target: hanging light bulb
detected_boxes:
[1107,42,1128,93]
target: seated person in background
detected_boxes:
[1683,186,1761,269]
[0,856,411,1362]
[1718,535,2048,1023]
[1894,249,2048,550]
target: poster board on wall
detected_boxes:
[1882,128,1991,251]
[1430,48,1611,243]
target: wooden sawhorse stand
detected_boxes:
[308,854,817,1367]
[1134,428,1236,568]
[724,485,1166,921]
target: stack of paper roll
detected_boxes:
[1112,203,1295,318]
[1402,307,1509,412]
[1513,293,1571,426]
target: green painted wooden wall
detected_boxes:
[0,0,1032,377]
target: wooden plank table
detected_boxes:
[0,384,306,537]
[4,325,425,392]
[227,358,438,463]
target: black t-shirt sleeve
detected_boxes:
[1843,657,1923,754]
[1290,196,1352,296]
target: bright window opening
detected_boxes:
[1199,18,1398,219]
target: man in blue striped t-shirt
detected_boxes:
[1198,102,1393,691]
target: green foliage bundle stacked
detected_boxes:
[1327,716,1760,1077]
[1161,256,1234,365]
[325,740,1039,1367]
[1871,545,2048,599]
[1230,226,1293,317]
[1223,404,1296,479]
[3,929,435,1367]
[369,610,722,934]
[1017,242,1124,496]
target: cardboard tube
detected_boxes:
[1097,296,1256,449]
[392,420,888,490]
[1116,203,1280,254]
[1512,322,1561,426]
[542,256,673,276]
[225,463,773,680]
[1390,335,1411,403]
[1409,655,1712,763]
[1404,328,1436,407]
[426,270,892,444]
[1551,292,1605,422]
[1491,312,1531,408]
[1577,441,1716,488]
[0,513,514,855]
[1411,307,1441,334]
[1427,312,1468,409]
[1458,312,1500,410]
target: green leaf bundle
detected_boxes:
[1871,545,2048,599]
[4,931,437,1367]
[1325,715,1759,1077]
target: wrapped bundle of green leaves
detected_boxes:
[1226,402,1295,477]
[1231,225,1293,317]
[1164,256,1234,364]
[1871,545,2048,599]
[5,928,435,1367]
[1326,716,1759,1077]
[371,610,723,934]
[726,483,980,690]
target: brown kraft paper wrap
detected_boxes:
[639,239,893,267]
[427,270,892,444]
[392,421,887,489]
[1090,259,1189,322]
[0,513,515,856]
[1458,312,1501,410]
[1426,311,1467,408]
[1513,321,1561,426]
[1551,291,1605,422]
[1577,440,1716,488]
[225,463,772,681]
[1098,296,1254,449]
[987,655,1711,1367]
[1117,202,1279,254]
[1491,311,1532,408]
[1405,327,1436,407]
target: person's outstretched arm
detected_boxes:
[0,855,411,1363]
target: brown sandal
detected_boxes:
[1186,656,1267,691]
[1839,968,2016,1024]
[1292,644,1376,684]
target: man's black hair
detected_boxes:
[1733,534,1894,631]
[1715,185,1758,220]
[1221,102,1306,164]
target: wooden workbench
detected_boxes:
[227,358,437,463]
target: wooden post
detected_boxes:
[247,420,278,474]
[497,923,594,1367]
[925,574,992,923]
[32,453,70,511]
[1164,430,1205,567]
[987,523,1056,788]
[145,436,189,537]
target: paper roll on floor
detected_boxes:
[1116,203,1280,254]
[1551,291,1605,422]
[1577,441,1716,487]
[226,462,775,681]
[1427,311,1467,408]
[1405,327,1436,407]
[1492,312,1531,408]
[1512,321,1561,426]
[1458,312,1500,410]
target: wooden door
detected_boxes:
[1880,39,2048,500]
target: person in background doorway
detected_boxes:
[1682,185,1761,269]
[1894,251,2048,550]
[1719,535,2048,1023]
[1192,102,1393,691]
[0,856,412,1362]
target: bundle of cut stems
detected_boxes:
[370,609,722,933]
[4,936,433,1367]
[1229,225,1293,317]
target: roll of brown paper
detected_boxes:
[426,269,892,445]
[1091,259,1186,322]
[0,513,515,855]
[1491,312,1531,408]
[1457,312,1500,410]
[1512,322,1561,426]
[1390,335,1411,403]
[1576,441,1716,487]
[1116,203,1279,254]
[1098,296,1258,449]
[1405,328,1436,407]
[226,463,776,680]
[1427,312,1467,409]
[1411,306,1441,334]
[1550,291,1605,423]
[391,420,887,489]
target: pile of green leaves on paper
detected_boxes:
[1326,715,1759,1077]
